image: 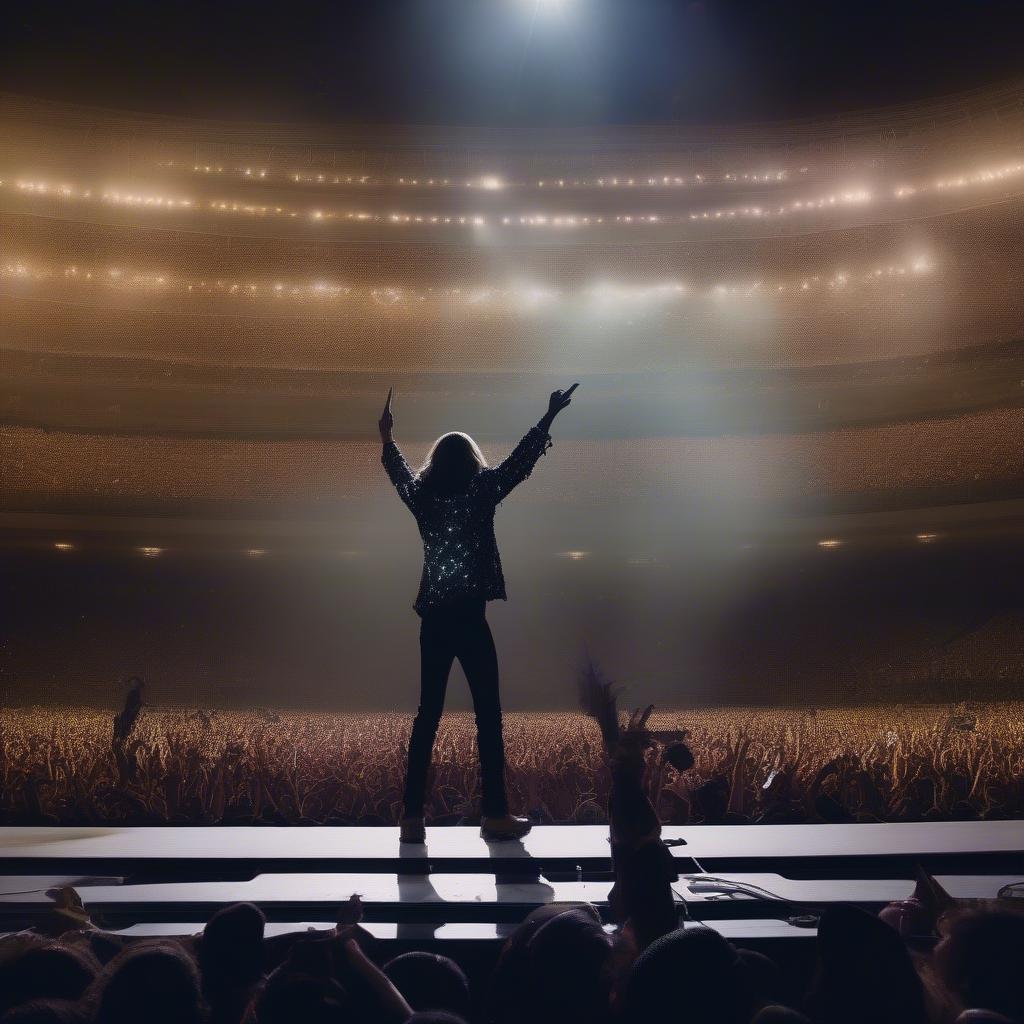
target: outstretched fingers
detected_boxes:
[550,382,580,413]
[626,704,655,732]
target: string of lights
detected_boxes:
[159,160,808,190]
[0,176,672,227]
[3,158,1023,233]
[693,161,1024,222]
[0,252,936,312]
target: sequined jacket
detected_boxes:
[382,426,553,616]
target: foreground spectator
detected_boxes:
[621,926,753,1024]
[199,903,267,1024]
[934,908,1024,1023]
[519,907,614,1024]
[87,943,206,1024]
[488,903,613,1024]
[246,917,412,1024]
[804,905,928,1024]
[383,953,471,1019]
[0,946,98,1014]
[736,948,788,1016]
[246,967,350,1024]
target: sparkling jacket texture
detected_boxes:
[382,426,553,616]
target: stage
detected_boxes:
[0,822,1020,944]
[1,821,1020,875]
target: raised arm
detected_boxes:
[607,705,682,949]
[482,384,578,504]
[378,387,419,511]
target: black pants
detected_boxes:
[403,598,509,819]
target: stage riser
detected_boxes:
[2,823,1019,868]
[0,851,1020,882]
[0,825,1018,934]
[0,858,616,880]
[692,852,1024,878]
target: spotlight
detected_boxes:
[817,539,842,549]
[526,0,570,11]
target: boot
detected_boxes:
[399,816,426,844]
[480,814,533,841]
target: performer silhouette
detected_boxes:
[380,384,578,842]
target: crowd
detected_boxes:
[0,683,1021,1024]
[3,697,1023,827]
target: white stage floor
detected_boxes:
[0,821,1020,866]
[0,870,1014,911]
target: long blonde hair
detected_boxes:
[417,431,488,495]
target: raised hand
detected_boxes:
[539,382,579,432]
[616,704,656,763]
[378,387,394,443]
[336,892,364,928]
[547,382,579,418]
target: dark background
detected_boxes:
[3,1,1024,125]
[3,532,1024,709]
